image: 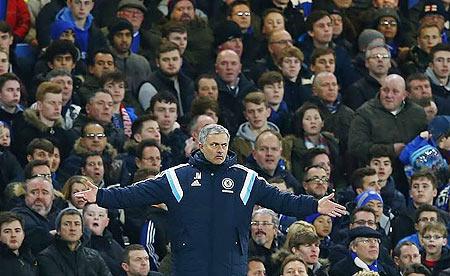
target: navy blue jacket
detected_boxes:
[96,150,318,276]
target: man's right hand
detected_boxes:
[74,178,99,203]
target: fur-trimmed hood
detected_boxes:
[23,108,63,132]
[73,137,117,159]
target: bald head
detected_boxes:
[215,50,242,85]
[268,30,293,58]
[379,74,407,111]
[313,72,339,104]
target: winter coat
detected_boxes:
[0,147,23,198]
[5,0,31,40]
[0,242,38,276]
[37,235,112,276]
[348,95,427,165]
[160,127,188,166]
[400,45,431,76]
[96,150,318,276]
[329,252,400,276]
[344,74,382,111]
[87,231,124,276]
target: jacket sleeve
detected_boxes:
[95,253,113,276]
[253,176,318,219]
[399,135,428,165]
[96,173,171,209]
[37,253,64,276]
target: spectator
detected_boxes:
[61,175,89,211]
[305,212,334,259]
[37,207,112,275]
[300,165,331,199]
[419,221,450,274]
[134,139,162,175]
[121,244,162,275]
[184,114,215,158]
[288,230,328,275]
[425,43,450,115]
[279,255,308,276]
[403,263,431,276]
[392,241,422,273]
[247,256,266,276]
[195,73,218,100]
[406,73,433,102]
[0,73,22,127]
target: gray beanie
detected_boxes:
[55,207,82,231]
[358,29,385,52]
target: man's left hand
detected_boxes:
[317,193,347,217]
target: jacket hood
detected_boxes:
[23,108,63,132]
[73,137,117,159]
[235,122,280,147]
[426,67,450,91]
[189,149,237,170]
[55,7,93,31]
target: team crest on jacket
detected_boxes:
[222,178,234,193]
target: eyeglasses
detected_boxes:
[422,234,443,240]
[379,20,397,27]
[119,9,144,18]
[32,173,52,179]
[353,219,377,227]
[305,176,329,184]
[84,133,107,139]
[235,11,251,17]
[251,221,274,227]
[270,39,294,45]
[368,54,390,60]
[356,238,381,245]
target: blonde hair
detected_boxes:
[62,175,92,200]
[283,220,316,250]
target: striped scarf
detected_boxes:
[120,104,132,138]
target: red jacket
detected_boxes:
[6,0,30,40]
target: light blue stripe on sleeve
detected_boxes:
[166,168,183,202]
[240,170,256,205]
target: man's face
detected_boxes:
[50,75,73,105]
[253,132,282,175]
[369,157,392,181]
[333,0,353,8]
[311,53,335,73]
[86,92,114,124]
[0,80,20,108]
[89,53,115,79]
[421,230,447,256]
[418,26,442,53]
[27,148,53,164]
[49,54,75,71]
[365,47,391,76]
[268,31,293,59]
[377,16,398,40]
[0,51,9,75]
[59,214,83,243]
[215,50,242,84]
[247,260,265,276]
[263,81,284,106]
[431,50,450,79]
[117,7,144,31]
[308,16,333,45]
[219,37,243,57]
[244,102,270,130]
[410,177,437,206]
[350,211,377,230]
[25,178,54,217]
[134,120,161,143]
[83,204,109,236]
[313,74,338,104]
[81,124,107,153]
[167,32,188,55]
[379,77,406,111]
[408,79,432,101]
[351,237,380,264]
[303,167,328,198]
[373,0,398,8]
[123,250,150,276]
[279,56,301,80]
[112,29,132,54]
[0,32,13,53]
[295,242,320,265]
[31,165,52,180]
[157,50,182,77]
[81,155,105,184]
[51,147,60,173]
[365,200,383,222]
[37,93,63,122]
[262,12,285,35]
[152,101,178,133]
[0,220,24,252]
[136,146,161,172]
[197,78,219,100]
[311,154,331,179]
[199,133,229,165]
[394,244,421,270]
[68,0,93,20]
[330,14,343,37]
[360,174,381,194]
[415,211,438,232]
[250,213,277,248]
[230,4,251,30]
[170,0,195,23]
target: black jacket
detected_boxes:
[344,74,381,111]
[87,231,124,276]
[37,236,112,276]
[0,242,38,276]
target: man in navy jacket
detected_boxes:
[76,124,346,276]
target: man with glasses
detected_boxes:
[329,226,399,275]
[301,165,330,199]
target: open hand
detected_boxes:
[317,193,347,217]
[74,178,98,203]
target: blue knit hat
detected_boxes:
[50,20,75,41]
[355,191,383,208]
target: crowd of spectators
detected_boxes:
[1,0,450,275]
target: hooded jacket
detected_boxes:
[426,67,450,115]
[96,150,318,276]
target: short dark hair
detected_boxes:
[350,206,377,224]
[81,121,105,137]
[406,72,430,92]
[26,138,54,156]
[190,96,219,117]
[80,152,103,168]
[311,48,336,65]
[262,8,284,24]
[306,10,331,32]
[195,73,216,92]
[351,167,377,193]
[393,241,419,258]
[161,21,187,38]
[368,146,393,164]
[45,39,79,63]
[0,211,24,230]
[56,208,82,231]
[100,70,127,87]
[136,139,161,160]
[24,159,50,180]
[303,164,327,182]
[122,244,146,264]
[131,114,158,136]
[0,73,20,91]
[414,204,440,223]
[403,263,431,276]
[430,43,450,60]
[133,168,159,182]
[302,148,329,168]
[88,48,115,66]
[0,21,12,35]
[410,169,437,189]
[258,71,283,88]
[293,102,322,137]
[228,0,250,17]
[149,92,178,114]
